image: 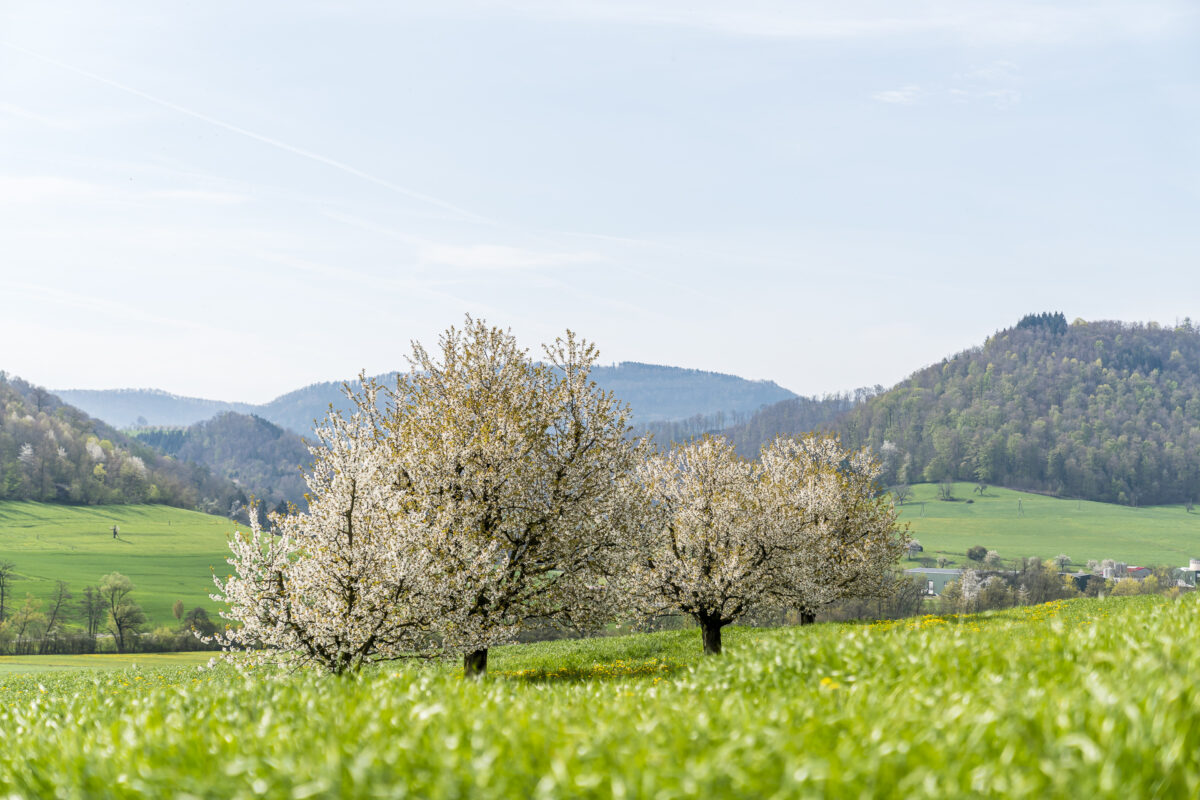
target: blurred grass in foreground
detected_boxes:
[1,594,1196,798]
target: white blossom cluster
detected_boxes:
[628,434,907,653]
[214,318,907,673]
[213,385,450,674]
[384,322,646,665]
[215,319,645,674]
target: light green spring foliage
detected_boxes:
[1,594,1198,798]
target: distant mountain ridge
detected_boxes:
[54,388,257,429]
[55,363,798,434]
[34,314,1200,508]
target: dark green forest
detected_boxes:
[130,413,310,509]
[835,315,1200,505]
[0,374,244,511]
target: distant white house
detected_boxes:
[905,568,962,597]
[1176,559,1200,588]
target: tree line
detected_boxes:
[214,318,910,678]
[936,557,1183,615]
[0,565,218,656]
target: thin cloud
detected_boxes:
[418,242,600,271]
[146,189,249,204]
[958,60,1021,82]
[949,88,1022,109]
[872,85,923,105]
[0,41,497,226]
[0,101,64,127]
[7,281,218,334]
[469,0,1195,45]
[323,210,600,272]
[0,175,103,203]
[878,61,1022,109]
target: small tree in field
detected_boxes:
[100,572,146,653]
[41,580,73,649]
[9,594,46,654]
[0,560,16,622]
[214,386,446,675]
[80,586,104,641]
[387,319,645,677]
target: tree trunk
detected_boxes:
[700,617,723,655]
[464,648,488,678]
[799,609,816,626]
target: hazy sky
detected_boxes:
[2,1,1198,403]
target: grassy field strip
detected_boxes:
[899,481,1200,566]
[1,595,1197,797]
[0,652,215,674]
[0,501,240,626]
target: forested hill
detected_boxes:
[130,413,310,510]
[0,374,246,511]
[835,314,1200,505]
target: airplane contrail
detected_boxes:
[0,40,496,225]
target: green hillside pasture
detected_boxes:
[899,482,1200,568]
[1,595,1197,797]
[0,502,240,627]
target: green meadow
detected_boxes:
[1,594,1196,798]
[899,482,1200,568]
[0,502,240,626]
